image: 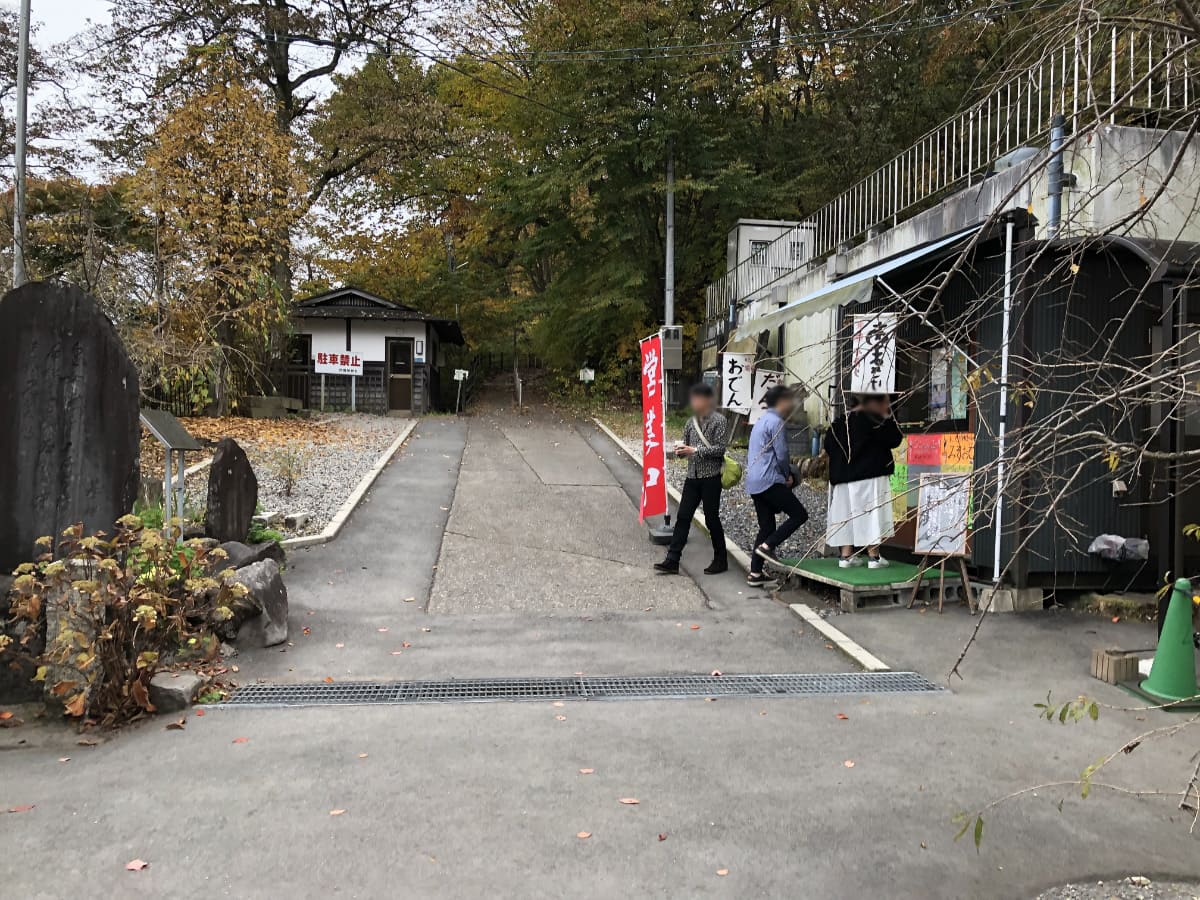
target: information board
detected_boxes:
[914,473,971,556]
[889,432,975,534]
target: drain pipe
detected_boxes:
[991,218,1015,589]
[1046,114,1066,238]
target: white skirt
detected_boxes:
[826,476,895,548]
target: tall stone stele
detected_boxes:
[205,438,258,543]
[0,283,140,570]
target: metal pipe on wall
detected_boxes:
[1047,114,1066,237]
[992,219,1016,587]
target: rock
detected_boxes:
[1127,877,1151,888]
[220,642,238,658]
[231,559,288,647]
[185,537,220,555]
[148,671,206,713]
[0,283,140,570]
[283,512,311,531]
[215,540,286,571]
[181,524,206,541]
[205,438,258,543]
[252,510,283,527]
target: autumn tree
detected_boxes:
[134,50,305,415]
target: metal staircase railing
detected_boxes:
[704,22,1199,347]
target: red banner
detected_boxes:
[639,334,668,521]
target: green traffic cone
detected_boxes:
[1140,578,1200,703]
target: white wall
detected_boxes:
[299,319,429,364]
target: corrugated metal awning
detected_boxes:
[732,225,982,341]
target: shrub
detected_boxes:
[269,447,306,497]
[6,517,247,727]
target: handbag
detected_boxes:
[692,416,743,490]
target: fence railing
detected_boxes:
[704,22,1200,346]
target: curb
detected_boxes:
[281,420,418,550]
[788,603,890,671]
[592,417,754,573]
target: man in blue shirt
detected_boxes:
[745,385,808,587]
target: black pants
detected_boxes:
[667,475,726,564]
[749,483,809,574]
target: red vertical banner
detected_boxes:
[639,334,668,522]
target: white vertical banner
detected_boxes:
[720,352,753,414]
[749,368,783,424]
[851,312,898,394]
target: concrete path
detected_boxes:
[4,401,1199,899]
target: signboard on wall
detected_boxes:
[414,338,426,364]
[850,313,897,394]
[888,432,975,538]
[315,351,363,377]
[720,352,753,414]
[749,369,783,424]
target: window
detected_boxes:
[749,240,770,266]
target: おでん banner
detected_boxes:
[639,334,668,522]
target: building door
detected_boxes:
[386,337,414,414]
[285,334,311,408]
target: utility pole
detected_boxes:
[664,142,675,326]
[12,0,31,287]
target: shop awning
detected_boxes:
[732,225,982,341]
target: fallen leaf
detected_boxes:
[576,831,592,839]
[618,798,640,805]
[232,737,249,744]
[843,760,855,768]
[77,738,98,747]
[403,596,415,603]
[329,809,346,816]
[401,641,412,648]
[391,651,403,656]
[552,701,565,708]
[710,670,723,677]
[357,753,368,759]
[421,627,431,633]
[335,643,345,649]
[57,757,71,763]
[125,859,149,871]
[759,710,767,716]
[302,627,311,635]
[377,627,389,633]
[690,624,701,630]
[704,697,717,702]
[555,715,567,721]
[1111,615,1120,623]
[7,804,35,814]
[836,713,849,720]
[716,869,729,877]
[230,665,239,673]
[0,711,12,720]
[195,709,205,717]
[165,718,187,731]
[658,833,668,842]
[579,768,595,775]
[323,676,334,683]
[825,643,835,649]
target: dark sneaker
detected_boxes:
[654,560,679,574]
[704,560,728,575]
[746,572,778,589]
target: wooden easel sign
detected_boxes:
[909,473,977,612]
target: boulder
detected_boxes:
[148,671,206,713]
[215,540,285,571]
[205,438,257,543]
[0,283,140,570]
[231,559,288,647]
[252,510,283,527]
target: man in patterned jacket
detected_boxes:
[654,383,729,575]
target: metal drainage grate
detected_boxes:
[219,672,942,708]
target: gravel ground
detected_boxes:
[179,414,411,538]
[1037,877,1200,899]
[605,416,830,562]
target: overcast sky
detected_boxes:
[4,0,112,47]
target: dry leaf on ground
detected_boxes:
[843,760,855,768]
[323,676,334,683]
[836,713,849,720]
[690,624,701,630]
[716,868,729,877]
[555,715,567,721]
[232,737,249,744]
[329,809,346,816]
[358,753,369,759]
[165,718,186,730]
[658,833,668,842]
[579,768,594,775]
[576,832,591,839]
[125,859,149,871]
[7,805,35,814]
[618,798,640,805]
